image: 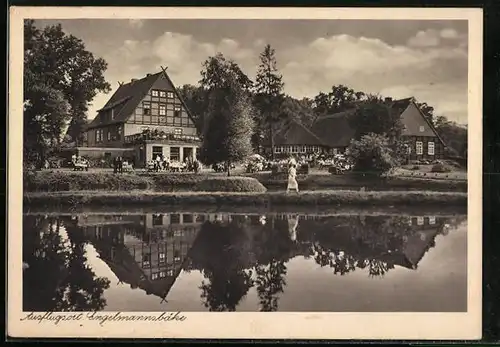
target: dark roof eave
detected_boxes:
[85,119,127,130]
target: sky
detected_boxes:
[36,19,469,125]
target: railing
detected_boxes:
[124,132,201,145]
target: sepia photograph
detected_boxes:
[8,7,482,340]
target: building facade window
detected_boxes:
[174,105,181,117]
[159,91,166,98]
[429,216,436,225]
[152,146,163,160]
[159,252,166,264]
[96,129,104,143]
[428,141,435,155]
[170,147,180,161]
[143,101,151,115]
[419,125,425,132]
[174,128,182,135]
[159,104,166,116]
[151,272,159,280]
[416,141,423,155]
[107,131,111,141]
[152,90,159,97]
[152,214,163,226]
[142,254,151,268]
[417,216,424,225]
[167,91,174,98]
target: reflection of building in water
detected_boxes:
[78,213,231,302]
[76,212,455,298]
[294,214,448,271]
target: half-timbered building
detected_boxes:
[82,69,201,167]
[265,97,446,161]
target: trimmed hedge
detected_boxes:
[23,190,467,209]
[251,172,467,192]
[24,170,467,194]
[431,163,452,173]
[143,173,207,191]
[193,176,267,193]
[24,171,152,192]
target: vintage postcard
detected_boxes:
[8,6,482,340]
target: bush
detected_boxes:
[431,163,452,173]
[24,171,152,192]
[348,133,398,176]
[193,176,267,193]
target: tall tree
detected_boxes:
[312,84,366,116]
[23,83,70,168]
[254,44,285,157]
[434,117,468,158]
[200,52,253,92]
[178,84,209,133]
[348,99,404,141]
[199,54,255,176]
[24,20,111,150]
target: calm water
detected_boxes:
[23,211,467,312]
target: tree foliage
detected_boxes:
[348,133,399,176]
[434,116,468,158]
[312,84,366,116]
[178,84,208,133]
[24,19,111,167]
[198,54,255,175]
[200,52,253,91]
[23,84,70,168]
[254,44,285,155]
[348,99,404,140]
[23,216,111,311]
[415,101,435,125]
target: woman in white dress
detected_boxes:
[286,163,299,193]
[287,214,299,242]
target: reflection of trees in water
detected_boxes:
[23,216,110,311]
[187,213,456,311]
[190,221,253,311]
[254,260,287,311]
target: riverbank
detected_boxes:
[24,190,467,209]
[24,170,468,193]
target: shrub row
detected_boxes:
[193,176,267,193]
[23,190,467,209]
[23,171,152,192]
[24,170,467,193]
[250,172,467,192]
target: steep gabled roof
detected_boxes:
[269,120,326,147]
[311,110,357,148]
[86,69,197,131]
[87,72,162,130]
[309,97,445,148]
[407,99,447,146]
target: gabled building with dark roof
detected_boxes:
[266,97,447,161]
[262,119,331,158]
[79,212,203,304]
[82,69,201,167]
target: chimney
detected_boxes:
[146,73,151,77]
[384,97,393,103]
[131,78,138,83]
